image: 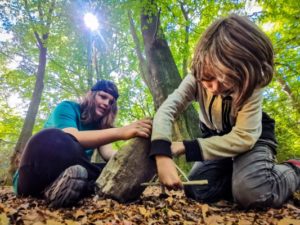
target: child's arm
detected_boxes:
[151,74,197,189]
[155,155,183,189]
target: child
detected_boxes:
[150,14,300,208]
[15,80,152,207]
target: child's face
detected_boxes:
[199,65,234,95]
[199,77,234,96]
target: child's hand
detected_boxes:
[171,142,185,156]
[155,155,183,190]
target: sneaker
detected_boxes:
[287,159,300,175]
[44,165,88,208]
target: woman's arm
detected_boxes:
[97,144,116,161]
[63,119,152,149]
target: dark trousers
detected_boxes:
[184,112,299,208]
[184,140,300,208]
[17,128,104,197]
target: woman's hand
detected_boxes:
[155,155,182,190]
[121,119,152,140]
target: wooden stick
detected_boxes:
[141,180,208,186]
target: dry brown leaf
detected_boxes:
[46,219,64,225]
[183,221,196,225]
[167,209,181,219]
[23,211,46,224]
[205,215,223,225]
[80,216,88,224]
[74,209,86,219]
[32,222,45,225]
[166,196,174,205]
[202,204,209,221]
[277,218,300,225]
[238,219,252,225]
[64,220,81,225]
[138,206,150,218]
[91,212,115,222]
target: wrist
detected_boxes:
[116,127,127,140]
[155,155,173,166]
[171,142,185,156]
[150,140,172,158]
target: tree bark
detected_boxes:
[87,33,93,87]
[10,45,47,175]
[274,74,300,115]
[10,0,56,176]
[140,6,200,140]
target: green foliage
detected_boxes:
[258,0,300,161]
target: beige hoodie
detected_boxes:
[151,74,263,160]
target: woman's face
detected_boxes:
[94,91,115,119]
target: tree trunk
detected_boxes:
[10,45,47,174]
[128,10,151,89]
[275,74,300,115]
[140,7,200,140]
[10,0,56,177]
[87,33,93,87]
[180,2,190,78]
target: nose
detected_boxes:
[202,80,219,93]
[102,99,110,107]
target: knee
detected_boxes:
[232,177,275,209]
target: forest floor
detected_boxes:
[0,186,300,225]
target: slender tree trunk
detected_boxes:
[139,6,200,140]
[275,75,300,115]
[128,10,151,89]
[180,2,190,78]
[10,0,56,177]
[10,45,47,174]
[87,33,93,86]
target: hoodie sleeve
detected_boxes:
[150,74,197,158]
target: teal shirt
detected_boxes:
[44,101,98,158]
[14,101,98,194]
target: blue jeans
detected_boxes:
[184,140,300,208]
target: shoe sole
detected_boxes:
[45,165,88,208]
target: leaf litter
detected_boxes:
[0,186,299,225]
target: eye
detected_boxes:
[201,77,216,82]
[108,99,114,106]
[97,93,106,99]
[200,72,216,82]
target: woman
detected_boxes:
[14,80,152,207]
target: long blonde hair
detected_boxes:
[192,14,274,111]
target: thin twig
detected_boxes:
[174,163,189,181]
[141,180,208,186]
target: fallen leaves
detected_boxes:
[0,186,300,225]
